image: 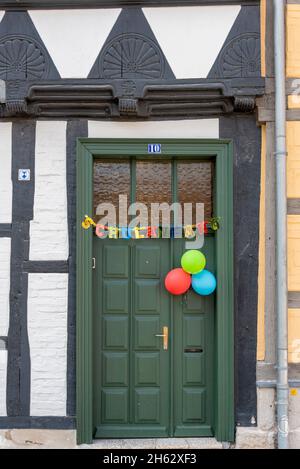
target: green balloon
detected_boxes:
[181,250,206,274]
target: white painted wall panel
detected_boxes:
[29,9,121,78]
[88,119,219,139]
[0,351,7,416]
[30,121,68,261]
[28,273,68,416]
[0,122,12,223]
[144,6,240,78]
[0,238,11,337]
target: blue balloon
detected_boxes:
[192,269,217,296]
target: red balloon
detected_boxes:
[165,268,191,295]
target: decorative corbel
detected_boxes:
[118,98,138,116]
[234,96,256,112]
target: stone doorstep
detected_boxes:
[79,438,224,450]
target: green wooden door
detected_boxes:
[92,157,215,438]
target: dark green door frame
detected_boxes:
[76,139,234,444]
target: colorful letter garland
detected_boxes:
[81,215,220,239]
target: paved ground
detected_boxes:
[0,429,225,449]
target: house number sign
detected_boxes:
[148,143,161,154]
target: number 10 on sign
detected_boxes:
[148,144,161,154]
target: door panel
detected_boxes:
[102,352,128,386]
[103,280,129,314]
[103,245,129,277]
[135,245,161,277]
[134,353,160,385]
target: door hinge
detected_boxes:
[92,257,96,269]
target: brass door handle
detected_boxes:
[155,326,168,350]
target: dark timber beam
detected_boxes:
[6,122,35,417]
[0,416,75,429]
[0,1,260,10]
[0,224,12,237]
[23,260,69,273]
[1,80,264,118]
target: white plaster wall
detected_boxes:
[30,121,68,261]
[88,119,219,139]
[143,6,240,78]
[0,122,12,223]
[29,9,121,78]
[0,238,11,337]
[28,273,68,416]
[0,351,7,416]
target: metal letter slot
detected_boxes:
[184,347,203,353]
[155,326,168,350]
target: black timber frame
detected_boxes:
[0,1,260,9]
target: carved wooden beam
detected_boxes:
[0,79,264,117]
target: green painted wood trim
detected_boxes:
[76,141,93,444]
[76,139,234,444]
[215,142,234,442]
